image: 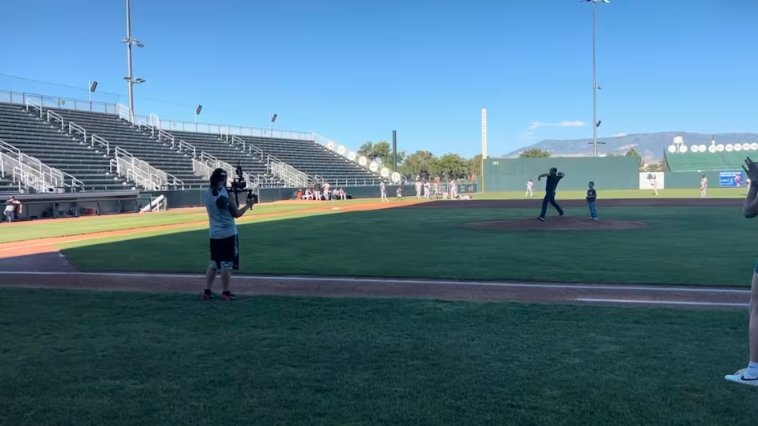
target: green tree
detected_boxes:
[469,154,482,178]
[643,159,668,172]
[388,150,406,171]
[519,148,551,158]
[432,153,469,180]
[357,141,392,163]
[625,148,641,157]
[400,150,436,178]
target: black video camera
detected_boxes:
[229,162,258,205]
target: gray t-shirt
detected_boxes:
[205,186,237,239]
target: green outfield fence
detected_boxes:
[480,156,739,192]
[481,157,640,191]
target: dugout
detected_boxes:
[8,190,139,221]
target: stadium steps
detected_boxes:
[0,103,131,191]
[0,175,19,194]
[49,109,208,189]
[168,130,284,187]
[240,136,382,186]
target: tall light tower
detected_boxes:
[481,108,488,192]
[586,0,609,157]
[122,0,145,123]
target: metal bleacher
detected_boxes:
[168,130,283,187]
[241,136,380,186]
[0,90,384,193]
[0,102,127,191]
[49,108,207,189]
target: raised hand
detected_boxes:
[743,157,758,182]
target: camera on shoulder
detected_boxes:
[228,162,258,205]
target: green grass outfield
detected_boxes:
[1,288,756,426]
[57,204,756,286]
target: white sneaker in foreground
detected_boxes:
[725,368,758,387]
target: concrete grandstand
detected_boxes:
[0,90,384,196]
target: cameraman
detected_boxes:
[202,168,254,301]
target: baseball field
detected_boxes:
[2,190,758,425]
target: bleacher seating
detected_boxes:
[49,108,207,188]
[1,96,382,192]
[0,103,128,191]
[168,130,283,187]
[0,175,18,194]
[242,136,379,185]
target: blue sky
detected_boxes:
[1,0,756,157]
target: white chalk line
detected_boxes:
[0,271,750,295]
[576,298,749,307]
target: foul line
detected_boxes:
[576,298,749,307]
[0,271,750,295]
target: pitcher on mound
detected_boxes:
[537,168,564,221]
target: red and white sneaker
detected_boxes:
[222,291,236,302]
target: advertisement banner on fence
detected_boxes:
[639,172,664,190]
[719,171,744,188]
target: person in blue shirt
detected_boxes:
[586,181,598,220]
[537,168,565,221]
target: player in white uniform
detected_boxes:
[323,182,331,200]
[525,180,534,198]
[700,175,708,198]
[651,175,659,196]
[4,196,21,223]
[380,181,389,202]
[449,179,458,199]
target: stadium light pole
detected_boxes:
[195,104,202,131]
[585,0,609,157]
[122,0,145,123]
[270,113,277,136]
[88,81,98,103]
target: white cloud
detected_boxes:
[613,132,629,137]
[528,120,585,130]
[558,120,585,127]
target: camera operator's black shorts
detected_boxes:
[209,235,239,270]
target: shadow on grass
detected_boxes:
[0,252,76,272]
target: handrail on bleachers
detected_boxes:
[0,139,83,193]
[1,89,119,115]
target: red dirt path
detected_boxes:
[0,198,749,308]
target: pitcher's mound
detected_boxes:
[464,216,648,231]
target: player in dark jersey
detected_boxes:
[586,181,598,220]
[536,168,565,221]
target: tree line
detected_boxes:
[356,142,669,180]
[357,141,481,180]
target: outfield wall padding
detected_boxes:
[482,157,640,191]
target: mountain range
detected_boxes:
[506,132,758,162]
